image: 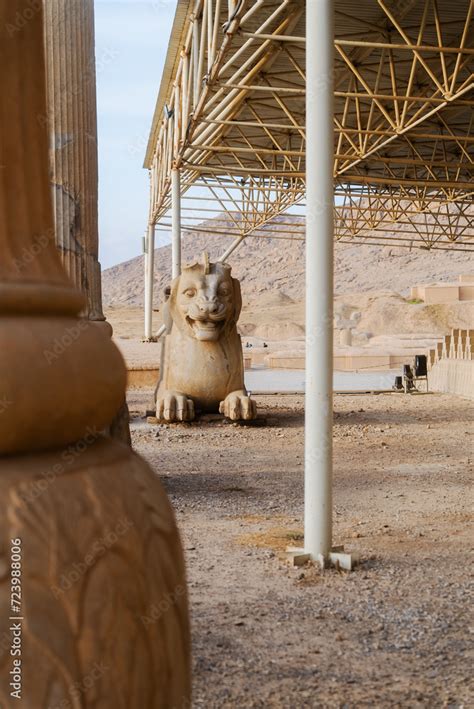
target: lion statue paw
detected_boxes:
[219,390,257,421]
[156,391,195,422]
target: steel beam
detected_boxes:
[219,234,246,262]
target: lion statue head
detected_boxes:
[164,253,242,342]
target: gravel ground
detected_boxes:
[128,389,473,708]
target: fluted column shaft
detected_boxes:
[0,0,124,455]
[43,0,104,321]
[0,1,81,313]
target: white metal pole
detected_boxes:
[304,0,334,561]
[171,168,182,280]
[143,231,149,339]
[144,223,155,341]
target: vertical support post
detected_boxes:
[143,231,149,339]
[144,224,155,341]
[304,0,334,561]
[172,168,182,280]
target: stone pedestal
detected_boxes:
[0,2,190,704]
[43,0,104,321]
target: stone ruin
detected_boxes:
[334,306,370,346]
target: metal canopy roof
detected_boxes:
[145,0,473,251]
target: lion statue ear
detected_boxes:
[232,277,242,322]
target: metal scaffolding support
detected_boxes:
[144,0,472,269]
[144,223,155,341]
[304,0,334,563]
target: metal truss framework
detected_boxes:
[145,0,473,252]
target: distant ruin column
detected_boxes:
[43,0,104,321]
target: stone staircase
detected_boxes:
[429,329,474,368]
[428,329,474,399]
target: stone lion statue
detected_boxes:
[155,253,256,422]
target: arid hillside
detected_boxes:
[103,215,473,309]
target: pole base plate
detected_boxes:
[286,545,359,571]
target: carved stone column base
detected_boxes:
[89,319,114,338]
[0,437,190,706]
[0,316,126,456]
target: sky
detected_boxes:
[94,0,176,269]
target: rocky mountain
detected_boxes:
[102,215,473,309]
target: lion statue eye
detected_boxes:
[183,288,196,298]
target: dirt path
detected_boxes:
[128,390,473,708]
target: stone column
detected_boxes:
[43,0,104,321]
[43,0,133,442]
[0,2,190,704]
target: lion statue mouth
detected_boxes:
[185,316,224,341]
[165,254,242,344]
